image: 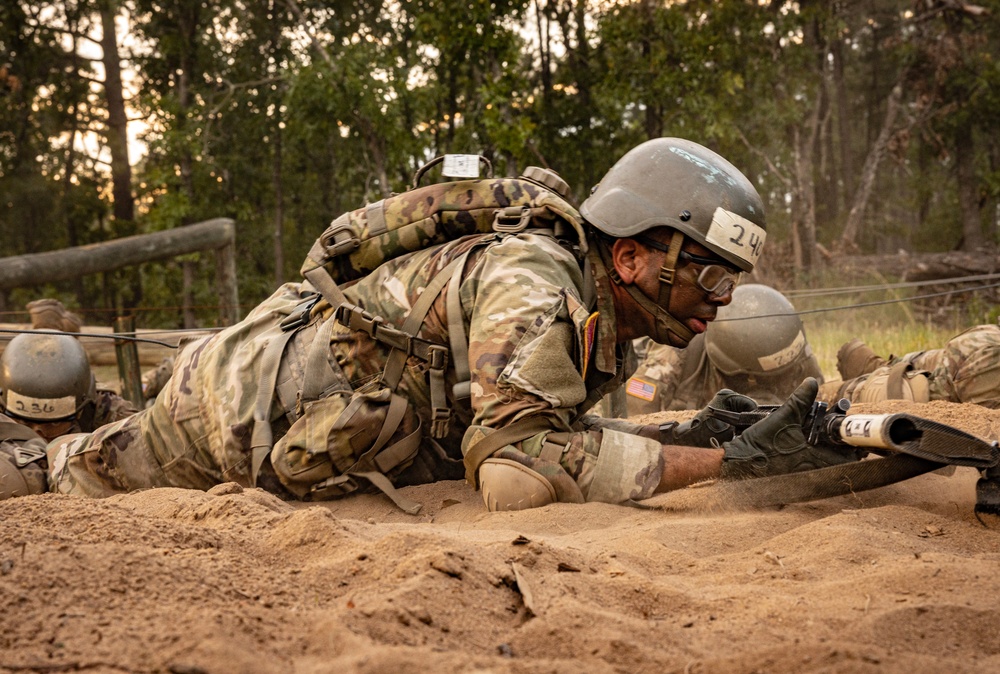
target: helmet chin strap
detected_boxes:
[599,231,696,346]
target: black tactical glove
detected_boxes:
[719,378,862,479]
[667,389,758,448]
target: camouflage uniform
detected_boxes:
[0,390,135,495]
[822,324,1000,408]
[48,223,660,505]
[621,334,824,415]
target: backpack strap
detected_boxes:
[299,315,342,402]
[337,254,468,439]
[250,326,300,486]
[447,253,472,402]
[301,225,352,310]
[249,291,328,486]
[886,361,913,400]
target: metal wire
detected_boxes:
[719,279,1000,322]
[0,327,221,348]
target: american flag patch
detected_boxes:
[626,378,657,402]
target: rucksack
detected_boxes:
[300,165,585,291]
[252,163,591,512]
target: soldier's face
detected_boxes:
[24,418,76,442]
[633,238,736,346]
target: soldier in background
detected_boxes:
[622,284,825,416]
[819,324,1000,407]
[0,332,137,498]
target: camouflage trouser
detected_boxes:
[46,378,227,498]
[46,340,231,498]
[905,324,1000,407]
[820,324,1000,408]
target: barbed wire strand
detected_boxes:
[2,274,998,336]
[719,279,1000,322]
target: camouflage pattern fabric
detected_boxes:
[308,177,585,285]
[47,225,661,505]
[141,357,175,404]
[618,334,824,416]
[821,324,1000,408]
[0,387,135,498]
[86,390,136,429]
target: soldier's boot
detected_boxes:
[479,458,556,512]
[26,298,82,333]
[837,338,887,380]
[141,356,175,403]
[0,448,48,500]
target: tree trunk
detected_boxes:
[99,1,134,224]
[176,3,199,328]
[840,84,903,251]
[273,116,286,285]
[955,123,984,250]
[99,0,142,313]
[831,30,854,203]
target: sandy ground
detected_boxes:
[2,399,1000,674]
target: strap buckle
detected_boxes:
[427,345,449,371]
[658,265,676,285]
[280,294,320,331]
[493,206,532,233]
[335,303,380,337]
[13,443,47,468]
[430,406,451,438]
[309,473,358,500]
[320,218,360,258]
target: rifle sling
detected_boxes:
[712,454,943,509]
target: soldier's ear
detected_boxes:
[610,237,644,285]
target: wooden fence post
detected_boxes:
[114,316,145,408]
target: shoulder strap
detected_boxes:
[447,251,473,402]
[0,417,45,444]
[250,327,300,486]
[885,361,912,399]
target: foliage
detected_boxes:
[2,0,1000,327]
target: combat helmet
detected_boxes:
[580,138,766,346]
[0,332,96,422]
[704,284,813,377]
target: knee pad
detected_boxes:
[479,458,556,512]
[844,363,930,404]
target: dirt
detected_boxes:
[2,399,1000,674]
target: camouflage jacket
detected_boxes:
[50,222,663,504]
[307,229,649,499]
[621,334,824,415]
[79,390,137,432]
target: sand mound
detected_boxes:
[2,400,999,673]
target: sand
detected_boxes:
[2,399,1000,674]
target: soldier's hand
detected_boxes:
[670,389,758,448]
[719,378,862,479]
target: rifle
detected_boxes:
[705,399,1000,515]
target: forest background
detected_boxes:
[2,0,999,333]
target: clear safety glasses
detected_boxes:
[677,250,743,298]
[635,236,743,299]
